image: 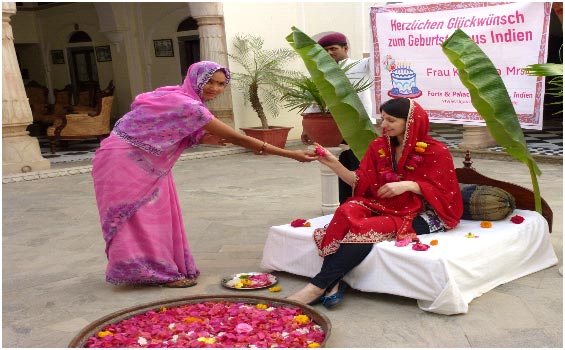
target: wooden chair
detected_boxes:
[40,85,73,125]
[46,95,114,154]
[75,80,100,111]
[72,80,114,115]
[24,80,49,122]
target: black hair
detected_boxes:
[380,98,410,146]
[379,98,410,119]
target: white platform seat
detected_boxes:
[260,209,557,315]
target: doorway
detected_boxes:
[66,46,100,104]
[178,35,200,80]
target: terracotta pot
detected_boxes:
[68,294,332,348]
[301,113,343,147]
[240,126,292,154]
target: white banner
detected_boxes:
[370,2,552,129]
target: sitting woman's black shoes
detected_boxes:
[320,282,348,309]
[307,296,324,306]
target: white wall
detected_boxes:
[223,1,375,140]
[139,3,189,89]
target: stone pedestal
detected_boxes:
[459,125,497,149]
[320,146,346,215]
[2,2,49,174]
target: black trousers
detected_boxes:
[338,149,360,204]
[310,243,373,290]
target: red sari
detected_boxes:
[314,100,463,257]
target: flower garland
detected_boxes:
[405,141,427,171]
[377,141,428,184]
[86,301,326,348]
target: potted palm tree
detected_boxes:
[227,34,301,151]
[281,61,373,147]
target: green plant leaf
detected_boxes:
[286,26,377,159]
[442,29,543,212]
[523,63,563,115]
[523,63,563,76]
[226,34,301,128]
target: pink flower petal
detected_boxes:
[412,242,430,251]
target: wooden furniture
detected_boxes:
[72,80,114,115]
[260,152,557,315]
[40,85,73,125]
[456,151,552,232]
[75,80,100,111]
[24,80,49,122]
[46,95,114,154]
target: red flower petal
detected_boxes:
[314,146,327,157]
[291,219,308,227]
[510,215,525,224]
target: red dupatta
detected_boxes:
[354,99,462,230]
[313,99,462,256]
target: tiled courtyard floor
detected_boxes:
[2,145,562,348]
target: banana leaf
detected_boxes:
[286,26,377,159]
[442,29,543,213]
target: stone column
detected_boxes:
[459,125,497,149]
[2,2,50,174]
[320,146,347,214]
[189,2,234,127]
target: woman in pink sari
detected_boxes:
[92,61,317,288]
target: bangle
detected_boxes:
[257,142,268,155]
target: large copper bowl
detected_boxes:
[69,294,331,347]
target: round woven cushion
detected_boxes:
[459,184,516,221]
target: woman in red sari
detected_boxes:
[288,98,463,307]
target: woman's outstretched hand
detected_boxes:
[291,149,319,162]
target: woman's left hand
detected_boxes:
[377,181,415,198]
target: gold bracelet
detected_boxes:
[257,142,268,155]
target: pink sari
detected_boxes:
[92,61,230,285]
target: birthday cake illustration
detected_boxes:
[382,55,422,98]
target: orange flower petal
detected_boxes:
[480,221,492,228]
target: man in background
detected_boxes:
[302,31,374,204]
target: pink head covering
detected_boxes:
[317,32,348,47]
[153,60,230,102]
[113,61,230,156]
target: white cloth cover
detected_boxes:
[260,209,557,315]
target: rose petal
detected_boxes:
[291,219,307,227]
[412,242,430,251]
[314,146,327,157]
